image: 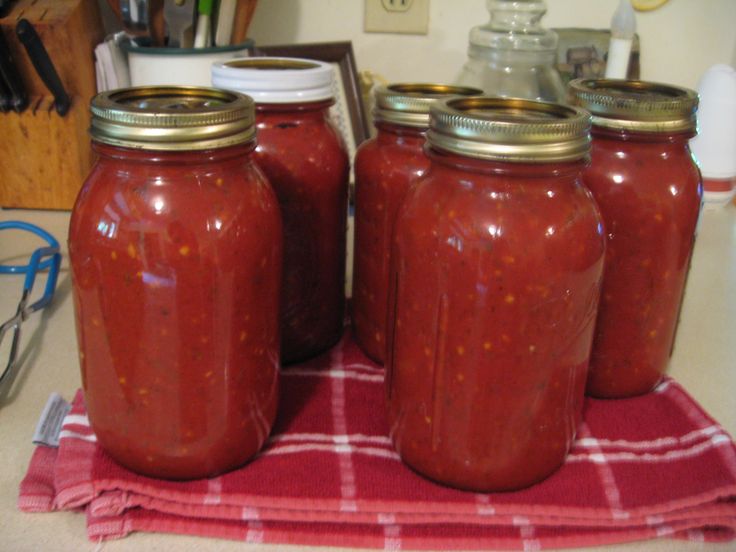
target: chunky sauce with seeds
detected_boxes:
[386,149,605,492]
[352,122,429,363]
[254,101,349,363]
[69,142,282,479]
[584,127,702,398]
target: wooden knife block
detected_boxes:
[0,0,104,210]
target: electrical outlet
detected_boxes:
[364,0,430,35]
[382,0,413,12]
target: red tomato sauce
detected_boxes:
[584,127,702,397]
[352,122,429,363]
[387,150,605,491]
[254,101,349,364]
[69,142,282,479]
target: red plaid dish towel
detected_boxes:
[18,331,736,550]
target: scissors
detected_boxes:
[0,221,61,395]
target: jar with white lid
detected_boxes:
[213,58,350,364]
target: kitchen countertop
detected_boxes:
[1,206,734,552]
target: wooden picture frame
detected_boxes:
[553,28,641,86]
[254,41,370,162]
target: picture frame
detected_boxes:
[552,28,641,86]
[254,41,370,164]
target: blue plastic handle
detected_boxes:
[0,220,60,274]
[0,221,61,312]
[23,245,61,312]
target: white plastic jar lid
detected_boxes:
[211,57,335,104]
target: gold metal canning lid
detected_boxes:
[373,83,483,128]
[90,86,256,151]
[427,96,591,163]
[567,79,698,133]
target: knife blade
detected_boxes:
[15,18,70,116]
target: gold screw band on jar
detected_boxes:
[90,86,256,151]
[373,83,483,128]
[427,96,591,163]
[567,79,698,134]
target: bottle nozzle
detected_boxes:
[605,0,637,79]
[611,0,637,39]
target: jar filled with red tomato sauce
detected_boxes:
[69,87,282,480]
[386,97,606,492]
[352,83,482,363]
[568,79,702,398]
[212,58,350,364]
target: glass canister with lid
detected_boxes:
[69,86,282,480]
[568,79,702,398]
[386,97,606,491]
[212,58,350,364]
[456,0,566,102]
[352,83,482,363]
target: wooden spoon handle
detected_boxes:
[231,0,258,45]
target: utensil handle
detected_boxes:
[0,74,11,111]
[0,0,15,18]
[231,0,257,45]
[15,18,70,116]
[0,27,28,112]
[215,0,237,46]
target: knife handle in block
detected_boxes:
[16,18,71,116]
[0,27,27,112]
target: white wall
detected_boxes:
[247,0,736,91]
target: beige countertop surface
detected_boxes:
[1,206,734,552]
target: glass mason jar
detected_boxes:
[69,87,282,480]
[386,97,605,492]
[456,0,565,102]
[568,79,703,398]
[212,58,350,364]
[352,83,482,363]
